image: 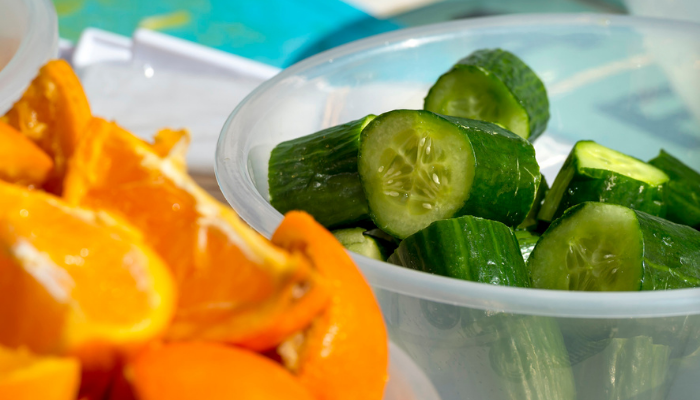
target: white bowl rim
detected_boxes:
[216,13,700,319]
[0,0,58,113]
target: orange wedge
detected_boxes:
[272,211,389,400]
[64,118,328,346]
[0,120,53,186]
[124,342,315,400]
[2,59,91,193]
[0,181,175,360]
[0,345,80,400]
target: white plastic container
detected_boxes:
[0,0,58,113]
[217,14,700,399]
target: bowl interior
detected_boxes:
[0,0,57,113]
[217,13,700,317]
[216,14,700,400]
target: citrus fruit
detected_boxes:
[0,120,53,186]
[272,211,389,400]
[2,59,91,194]
[0,345,80,400]
[0,181,175,359]
[64,118,328,345]
[125,342,315,400]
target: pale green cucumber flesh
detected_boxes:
[332,227,385,261]
[529,203,644,291]
[576,141,668,186]
[358,110,475,239]
[424,66,530,139]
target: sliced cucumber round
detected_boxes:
[424,48,549,141]
[332,227,387,261]
[538,141,669,223]
[358,110,476,238]
[358,110,540,239]
[531,203,644,291]
[530,202,700,291]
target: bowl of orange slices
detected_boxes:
[0,58,401,400]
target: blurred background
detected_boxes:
[54,0,634,68]
[50,0,699,200]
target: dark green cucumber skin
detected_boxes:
[425,48,550,141]
[576,336,670,400]
[514,229,540,263]
[649,149,700,228]
[268,115,375,228]
[533,202,700,291]
[540,142,667,222]
[519,175,548,230]
[489,315,576,400]
[443,115,541,227]
[636,210,700,290]
[393,215,530,287]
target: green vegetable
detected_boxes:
[424,48,549,141]
[489,316,577,400]
[529,202,700,291]
[519,175,548,231]
[649,149,700,228]
[576,336,670,400]
[514,229,539,263]
[331,227,387,261]
[391,215,530,287]
[358,109,540,238]
[538,141,669,223]
[268,115,375,228]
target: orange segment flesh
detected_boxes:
[127,342,315,400]
[0,181,175,358]
[0,121,53,186]
[2,59,91,193]
[0,345,80,400]
[272,211,389,400]
[64,118,328,345]
[150,128,190,171]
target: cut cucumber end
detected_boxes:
[358,110,476,238]
[575,141,669,186]
[529,202,644,291]
[424,66,530,139]
[332,227,385,261]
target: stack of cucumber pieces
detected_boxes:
[268,48,700,293]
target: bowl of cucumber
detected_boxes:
[217,13,700,400]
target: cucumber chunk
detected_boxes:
[649,149,700,228]
[518,174,548,231]
[489,316,576,400]
[577,336,670,400]
[268,115,375,228]
[391,215,530,287]
[332,227,386,261]
[424,48,549,141]
[514,229,540,263]
[538,141,669,223]
[358,110,540,238]
[529,202,700,291]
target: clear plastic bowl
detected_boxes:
[0,0,58,114]
[217,14,700,399]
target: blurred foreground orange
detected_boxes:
[126,342,315,400]
[0,182,175,360]
[1,60,91,194]
[0,345,80,400]
[273,212,389,400]
[0,120,53,187]
[64,118,329,348]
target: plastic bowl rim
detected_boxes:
[216,12,700,319]
[0,0,58,113]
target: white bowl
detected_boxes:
[217,14,700,399]
[0,0,58,113]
